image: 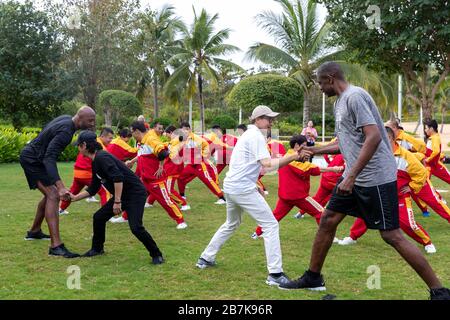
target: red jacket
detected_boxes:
[278,149,321,200]
[164,138,185,177]
[73,153,92,179]
[107,138,138,162]
[322,154,345,184]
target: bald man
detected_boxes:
[19,106,96,258]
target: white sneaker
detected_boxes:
[251,232,262,240]
[181,204,191,211]
[109,216,128,223]
[58,209,69,215]
[215,199,226,205]
[176,222,188,230]
[86,196,99,203]
[294,212,304,219]
[333,237,340,244]
[144,203,153,208]
[425,243,436,254]
[338,237,357,245]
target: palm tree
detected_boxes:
[246,0,341,127]
[164,7,243,133]
[136,5,185,118]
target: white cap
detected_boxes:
[249,105,280,120]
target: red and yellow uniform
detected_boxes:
[107,137,138,161]
[258,139,287,192]
[425,132,450,183]
[163,137,187,207]
[254,149,323,236]
[60,152,108,210]
[138,130,185,225]
[397,130,426,154]
[313,154,345,207]
[203,132,237,175]
[177,132,224,199]
[348,144,433,246]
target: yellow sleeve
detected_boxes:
[402,132,426,154]
[413,152,425,162]
[426,135,441,163]
[406,152,427,193]
[143,135,166,156]
[168,139,183,160]
[200,137,210,158]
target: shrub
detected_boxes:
[226,74,304,117]
[211,115,237,130]
[0,128,78,163]
[150,117,172,128]
[0,128,37,163]
[98,90,143,127]
[275,121,300,136]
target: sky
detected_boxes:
[141,0,328,70]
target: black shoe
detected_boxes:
[279,270,326,291]
[82,249,105,257]
[430,287,450,300]
[152,256,165,265]
[48,243,80,258]
[24,230,51,241]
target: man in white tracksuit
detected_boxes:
[196,105,311,286]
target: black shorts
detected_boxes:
[19,151,53,190]
[326,178,399,230]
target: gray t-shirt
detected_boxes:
[334,85,397,187]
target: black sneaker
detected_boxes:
[82,249,105,257]
[152,256,165,265]
[48,243,80,258]
[430,287,450,300]
[24,230,51,241]
[279,270,326,291]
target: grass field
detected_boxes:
[0,162,449,300]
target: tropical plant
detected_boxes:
[98,90,143,127]
[135,5,185,118]
[246,0,341,126]
[164,7,244,133]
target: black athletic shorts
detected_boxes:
[19,150,53,190]
[326,177,399,230]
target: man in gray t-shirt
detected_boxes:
[279,62,450,300]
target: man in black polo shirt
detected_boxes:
[70,131,164,264]
[20,106,96,258]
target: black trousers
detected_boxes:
[91,193,162,258]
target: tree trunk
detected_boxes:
[198,74,205,134]
[422,98,433,123]
[441,102,446,133]
[104,107,112,127]
[302,92,310,128]
[153,76,159,119]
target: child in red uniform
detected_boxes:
[252,135,343,238]
[338,127,436,254]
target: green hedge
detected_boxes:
[0,128,78,163]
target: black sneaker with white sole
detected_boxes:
[430,287,450,300]
[279,270,326,291]
[48,243,80,258]
[196,257,216,269]
[152,256,165,265]
[24,230,51,241]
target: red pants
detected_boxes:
[348,196,432,246]
[142,179,184,224]
[60,177,108,210]
[411,179,450,223]
[178,162,223,198]
[255,196,323,236]
[313,178,336,207]
[147,177,187,206]
[216,163,227,176]
[428,162,450,184]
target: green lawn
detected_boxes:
[0,162,449,300]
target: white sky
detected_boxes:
[142,0,327,70]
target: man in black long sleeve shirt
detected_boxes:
[71,131,164,264]
[19,106,96,258]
